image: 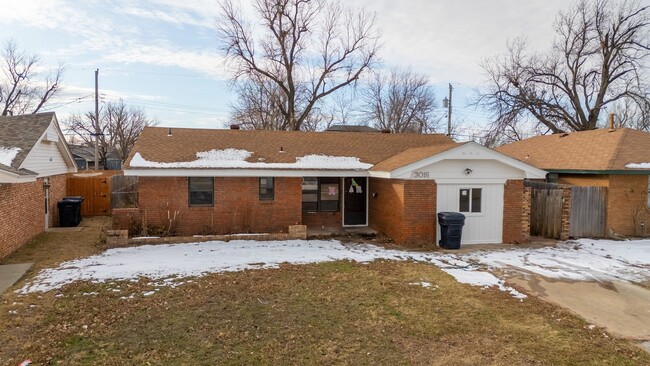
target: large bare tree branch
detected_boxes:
[0,41,64,116]
[360,67,440,133]
[217,0,379,130]
[476,0,650,142]
[66,100,158,166]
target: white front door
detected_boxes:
[436,183,504,244]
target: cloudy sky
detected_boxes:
[0,0,614,135]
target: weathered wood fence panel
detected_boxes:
[569,186,606,237]
[110,175,138,209]
[67,171,122,216]
[530,187,564,239]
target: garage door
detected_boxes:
[437,184,503,244]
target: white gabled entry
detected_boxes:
[372,142,547,246]
[436,183,504,244]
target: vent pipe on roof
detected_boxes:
[230,124,240,130]
[167,128,172,136]
[609,113,615,132]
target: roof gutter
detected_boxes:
[547,169,650,175]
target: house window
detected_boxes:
[259,177,275,201]
[459,188,482,213]
[302,177,340,212]
[188,177,214,206]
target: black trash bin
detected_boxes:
[58,196,84,227]
[437,212,466,249]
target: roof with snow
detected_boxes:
[125,127,457,171]
[497,127,650,173]
[0,112,56,175]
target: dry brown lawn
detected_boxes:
[1,219,648,365]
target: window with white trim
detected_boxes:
[459,188,482,213]
[188,177,214,206]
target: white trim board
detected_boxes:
[387,142,547,180]
[124,168,371,178]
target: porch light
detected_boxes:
[464,168,473,175]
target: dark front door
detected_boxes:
[344,177,367,225]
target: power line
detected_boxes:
[40,94,95,111]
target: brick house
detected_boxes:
[119,127,546,246]
[0,113,77,258]
[498,127,650,237]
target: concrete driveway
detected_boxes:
[506,273,650,339]
[458,238,650,340]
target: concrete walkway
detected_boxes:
[507,274,650,340]
[0,263,32,293]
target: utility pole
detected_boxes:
[443,83,453,137]
[94,69,99,170]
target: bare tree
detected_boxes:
[477,0,650,138]
[361,67,440,133]
[66,100,157,166]
[0,41,64,116]
[217,0,380,131]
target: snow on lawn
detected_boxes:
[461,238,650,283]
[18,240,523,298]
[130,150,372,170]
[23,238,647,298]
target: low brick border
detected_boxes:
[106,225,307,248]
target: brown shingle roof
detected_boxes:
[125,127,456,170]
[0,112,54,172]
[496,128,650,171]
[370,143,463,171]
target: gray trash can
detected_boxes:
[437,212,465,249]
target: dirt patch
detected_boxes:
[0,217,109,274]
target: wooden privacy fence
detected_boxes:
[527,181,565,239]
[66,171,120,216]
[569,186,606,237]
[525,181,607,239]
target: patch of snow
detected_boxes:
[142,291,156,296]
[130,150,372,170]
[461,239,650,283]
[229,233,269,237]
[22,238,649,299]
[18,240,505,296]
[0,147,20,167]
[410,282,432,288]
[625,162,650,169]
[442,268,527,299]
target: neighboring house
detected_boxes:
[0,112,77,258]
[326,125,381,133]
[498,127,650,237]
[118,126,545,246]
[70,144,122,170]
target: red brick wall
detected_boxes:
[0,174,67,259]
[368,178,406,243]
[607,175,649,236]
[135,177,302,235]
[302,211,342,227]
[502,180,530,244]
[402,180,437,245]
[368,178,437,246]
[48,174,67,227]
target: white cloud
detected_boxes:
[104,42,229,79]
